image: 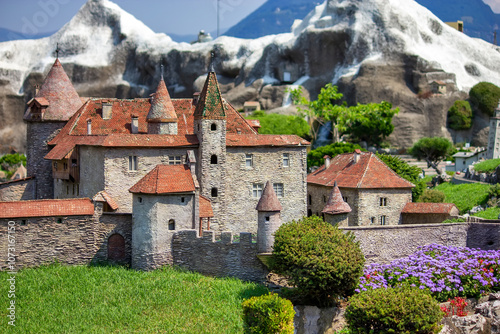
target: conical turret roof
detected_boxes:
[256,181,282,212]
[322,181,351,215]
[147,79,177,122]
[25,59,83,121]
[193,71,226,119]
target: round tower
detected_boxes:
[322,181,351,227]
[256,181,283,253]
[24,58,83,199]
[146,76,178,135]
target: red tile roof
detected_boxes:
[199,195,214,218]
[322,182,351,215]
[147,79,177,122]
[93,191,119,211]
[308,152,414,189]
[226,134,309,147]
[256,181,282,212]
[129,164,196,194]
[194,72,226,119]
[0,198,94,218]
[24,59,83,121]
[401,202,458,214]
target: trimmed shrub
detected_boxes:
[447,100,472,130]
[345,285,442,334]
[270,216,365,307]
[242,293,295,334]
[419,189,445,203]
[469,82,500,116]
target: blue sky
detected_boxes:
[0,0,267,37]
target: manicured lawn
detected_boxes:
[473,207,500,219]
[0,264,268,333]
[434,182,491,214]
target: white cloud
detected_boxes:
[483,0,500,13]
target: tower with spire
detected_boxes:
[146,68,178,135]
[23,57,83,199]
[193,64,228,230]
[256,181,283,253]
[322,181,351,226]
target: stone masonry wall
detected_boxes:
[0,212,132,270]
[172,230,268,282]
[342,223,469,264]
[225,146,307,233]
[357,188,412,226]
[26,121,65,199]
[0,178,35,201]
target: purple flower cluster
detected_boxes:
[356,244,500,301]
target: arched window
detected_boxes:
[211,187,218,197]
[168,219,175,230]
[211,123,217,131]
[108,234,126,262]
[210,154,218,164]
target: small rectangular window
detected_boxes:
[169,156,182,165]
[380,216,386,225]
[343,196,348,203]
[283,153,290,167]
[129,155,138,171]
[245,154,253,167]
[273,183,284,197]
[63,162,68,170]
[252,183,263,198]
[380,197,387,207]
[370,217,375,225]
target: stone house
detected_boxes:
[307,150,414,226]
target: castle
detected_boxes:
[0,57,307,275]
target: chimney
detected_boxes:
[324,155,331,169]
[102,102,113,120]
[354,149,361,163]
[193,92,200,105]
[87,119,92,135]
[131,115,139,134]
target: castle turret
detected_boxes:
[24,58,83,199]
[193,68,227,231]
[488,100,500,159]
[256,181,282,253]
[146,78,178,135]
[322,181,351,227]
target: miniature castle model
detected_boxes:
[0,57,308,275]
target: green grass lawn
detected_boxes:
[473,158,500,173]
[434,182,491,214]
[0,264,268,333]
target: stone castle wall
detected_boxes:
[0,178,35,201]
[171,230,268,282]
[225,146,307,233]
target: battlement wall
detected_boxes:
[172,230,268,282]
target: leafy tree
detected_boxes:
[307,142,364,169]
[420,189,446,203]
[270,216,365,307]
[469,82,500,116]
[245,110,310,140]
[376,153,426,202]
[290,84,399,147]
[408,137,454,175]
[0,153,26,167]
[447,100,473,130]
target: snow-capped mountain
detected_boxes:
[1,0,500,152]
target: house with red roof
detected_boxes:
[308,150,414,226]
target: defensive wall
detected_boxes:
[1,215,500,282]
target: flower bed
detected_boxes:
[357,244,500,302]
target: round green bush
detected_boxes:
[242,293,295,334]
[345,286,442,334]
[419,189,446,203]
[469,82,500,116]
[447,100,472,130]
[270,216,365,307]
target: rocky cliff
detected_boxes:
[1,0,500,153]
